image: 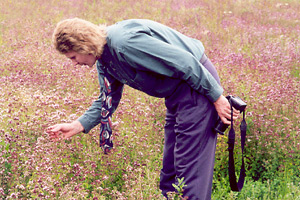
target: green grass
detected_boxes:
[1,0,300,199]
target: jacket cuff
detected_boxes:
[77,116,93,134]
[207,85,224,103]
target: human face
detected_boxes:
[65,51,97,67]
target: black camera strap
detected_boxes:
[228,104,247,191]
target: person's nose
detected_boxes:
[71,59,78,66]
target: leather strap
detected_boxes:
[228,103,247,191]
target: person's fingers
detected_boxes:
[233,108,240,116]
[46,124,59,133]
[221,117,231,125]
[50,125,63,133]
[223,107,240,121]
[224,111,232,120]
[221,111,240,124]
[49,131,59,138]
[45,126,54,133]
[48,131,65,142]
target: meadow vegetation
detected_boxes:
[0,0,299,199]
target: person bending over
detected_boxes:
[46,18,238,200]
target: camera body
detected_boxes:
[215,95,247,135]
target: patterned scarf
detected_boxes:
[99,76,113,154]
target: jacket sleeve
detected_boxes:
[118,29,223,102]
[77,61,124,133]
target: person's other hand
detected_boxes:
[46,121,84,141]
[214,95,239,125]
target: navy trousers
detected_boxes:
[160,56,220,200]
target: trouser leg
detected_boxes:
[175,93,218,200]
[159,110,177,197]
[160,53,221,199]
[161,83,218,200]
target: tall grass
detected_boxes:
[0,0,299,199]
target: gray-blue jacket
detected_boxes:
[78,19,223,133]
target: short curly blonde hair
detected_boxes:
[52,18,107,57]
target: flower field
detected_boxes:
[0,0,299,199]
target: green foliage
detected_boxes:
[213,170,300,200]
[169,177,188,200]
[0,0,300,199]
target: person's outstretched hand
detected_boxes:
[46,120,84,141]
[214,95,239,125]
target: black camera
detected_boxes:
[214,95,247,135]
